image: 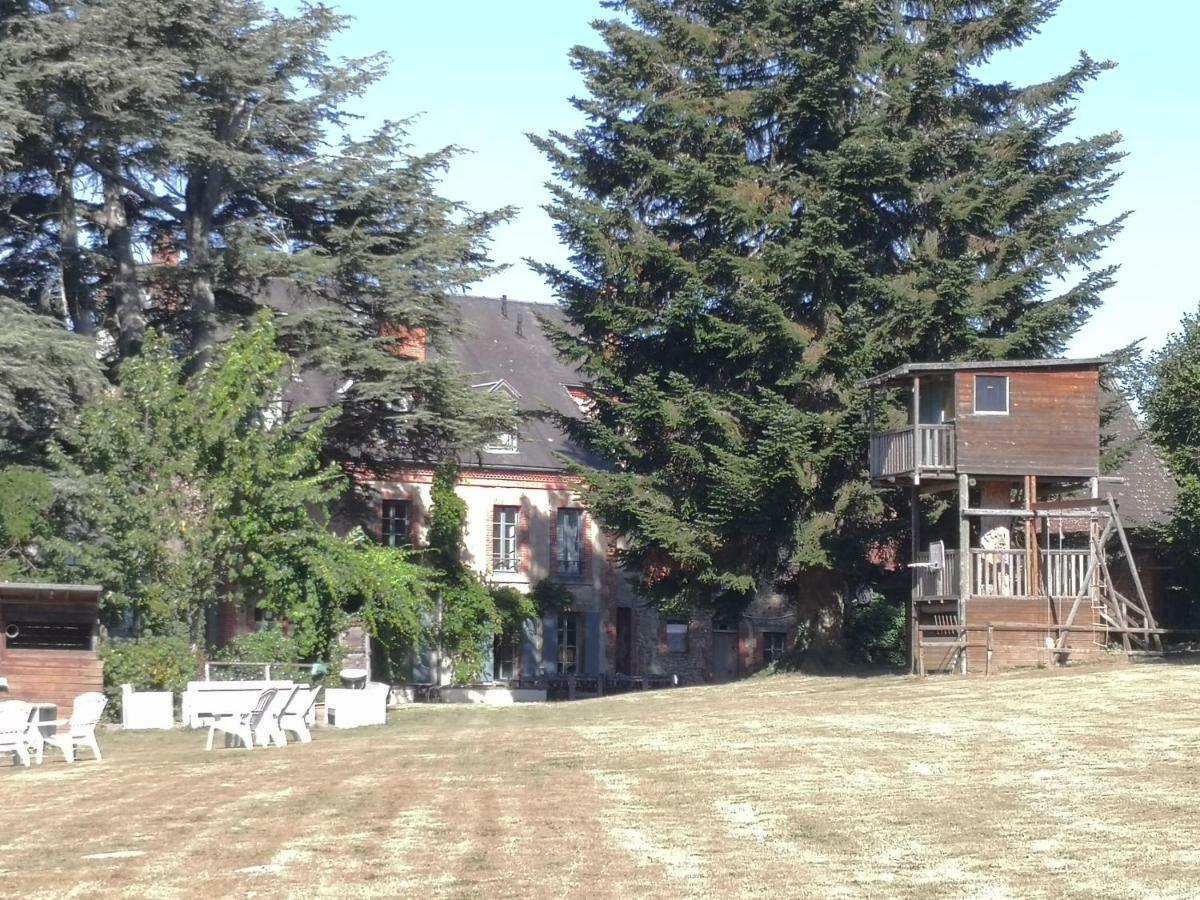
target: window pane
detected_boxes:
[382,500,412,547]
[666,621,688,653]
[763,631,787,665]
[558,613,579,674]
[974,375,1008,413]
[492,506,520,571]
[557,508,583,575]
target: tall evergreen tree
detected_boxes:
[535,2,1124,624]
[0,0,512,463]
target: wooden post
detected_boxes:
[917,634,926,677]
[1107,495,1161,651]
[957,473,971,674]
[986,624,994,676]
[912,376,921,483]
[910,485,921,674]
[1054,518,1113,651]
[1025,475,1039,597]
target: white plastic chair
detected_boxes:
[0,700,33,767]
[278,686,321,743]
[43,692,107,764]
[205,687,278,751]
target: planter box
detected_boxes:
[441,686,547,706]
[121,684,174,730]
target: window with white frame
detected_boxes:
[484,431,519,453]
[974,375,1009,414]
[557,612,580,674]
[492,506,521,572]
[381,499,412,548]
[556,508,584,577]
[665,619,688,653]
[493,632,519,680]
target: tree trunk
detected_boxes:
[102,159,144,356]
[57,167,93,335]
[184,168,225,361]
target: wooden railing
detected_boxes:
[968,548,1092,598]
[869,424,955,478]
[1042,548,1092,599]
[911,549,961,600]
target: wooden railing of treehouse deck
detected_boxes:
[869,424,955,478]
[911,549,961,600]
[968,548,1091,598]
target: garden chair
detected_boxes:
[277,685,321,743]
[205,687,277,751]
[253,685,294,748]
[43,692,107,764]
[0,700,33,767]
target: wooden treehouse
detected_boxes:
[862,360,1161,674]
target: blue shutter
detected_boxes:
[411,640,432,683]
[541,612,559,674]
[585,610,602,674]
[521,618,539,676]
[479,636,494,683]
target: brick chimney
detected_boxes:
[379,322,427,361]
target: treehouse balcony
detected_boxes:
[911,547,1094,602]
[869,424,956,483]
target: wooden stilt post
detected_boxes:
[910,485,921,674]
[1107,495,1161,652]
[1055,518,1113,651]
[958,473,971,674]
[1025,475,1039,597]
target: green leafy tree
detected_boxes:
[55,314,431,660]
[0,464,55,579]
[535,1,1124,631]
[1130,306,1200,609]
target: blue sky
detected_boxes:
[320,1,1200,358]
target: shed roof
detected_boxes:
[860,358,1107,389]
[0,583,103,603]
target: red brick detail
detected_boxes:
[378,323,427,360]
[345,462,584,492]
[518,498,532,575]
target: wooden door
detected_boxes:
[615,607,632,675]
[712,631,738,682]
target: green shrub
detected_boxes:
[101,634,198,718]
[843,591,906,668]
[210,625,306,679]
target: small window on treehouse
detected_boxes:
[974,375,1009,415]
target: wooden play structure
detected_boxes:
[863,360,1161,674]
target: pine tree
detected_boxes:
[0,0,513,463]
[535,2,1124,623]
[0,297,104,465]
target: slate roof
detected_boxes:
[1103,397,1178,532]
[440,296,598,472]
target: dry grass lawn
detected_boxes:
[4,661,1200,898]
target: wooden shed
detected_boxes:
[0,582,103,715]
